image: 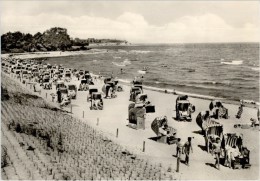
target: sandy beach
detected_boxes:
[2,52,259,180]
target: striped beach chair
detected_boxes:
[223,133,250,169]
[204,120,223,152]
[223,133,243,152]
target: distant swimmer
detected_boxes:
[120,68,124,74]
[142,66,148,71]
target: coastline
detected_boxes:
[3,51,259,108]
[2,65,259,180]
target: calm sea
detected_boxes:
[45,43,259,102]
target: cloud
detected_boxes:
[1,12,259,43]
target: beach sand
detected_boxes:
[2,52,259,180]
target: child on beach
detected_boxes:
[183,137,193,166]
[176,138,183,157]
[212,137,221,170]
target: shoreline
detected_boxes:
[2,57,259,180]
[2,51,259,108]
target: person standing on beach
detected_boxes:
[212,138,221,170]
[257,107,260,122]
[236,100,244,119]
[183,137,193,166]
[176,138,183,157]
[57,88,61,103]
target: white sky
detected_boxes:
[1,1,259,43]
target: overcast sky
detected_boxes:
[1,1,259,43]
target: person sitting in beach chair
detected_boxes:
[175,97,195,121]
[102,81,117,98]
[205,123,223,153]
[223,133,251,169]
[91,93,103,110]
[209,100,228,119]
[110,86,117,98]
[78,80,89,91]
[135,93,148,104]
[60,95,70,107]
[87,88,98,102]
[250,118,259,127]
[130,86,142,102]
[151,116,177,144]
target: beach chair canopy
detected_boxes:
[104,77,112,84]
[57,80,64,84]
[131,87,142,92]
[65,73,71,77]
[79,70,84,75]
[223,133,243,151]
[177,100,190,111]
[92,92,102,100]
[133,84,142,90]
[85,74,91,79]
[81,79,88,84]
[206,123,223,138]
[176,95,188,101]
[89,88,98,95]
[133,81,142,85]
[68,85,77,90]
[43,78,50,83]
[60,88,68,94]
[139,94,148,101]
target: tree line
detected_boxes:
[1,27,90,53]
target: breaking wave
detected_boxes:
[221,60,243,65]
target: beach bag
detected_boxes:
[146,105,155,113]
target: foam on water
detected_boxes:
[138,70,146,74]
[112,62,126,67]
[251,67,260,71]
[112,59,131,67]
[221,60,243,65]
[130,50,152,54]
[45,43,259,102]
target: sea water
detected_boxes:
[45,43,259,103]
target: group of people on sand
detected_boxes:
[176,137,193,166]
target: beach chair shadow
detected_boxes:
[205,163,216,168]
[148,137,159,142]
[172,117,178,121]
[192,130,203,135]
[180,160,186,164]
[198,145,207,151]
